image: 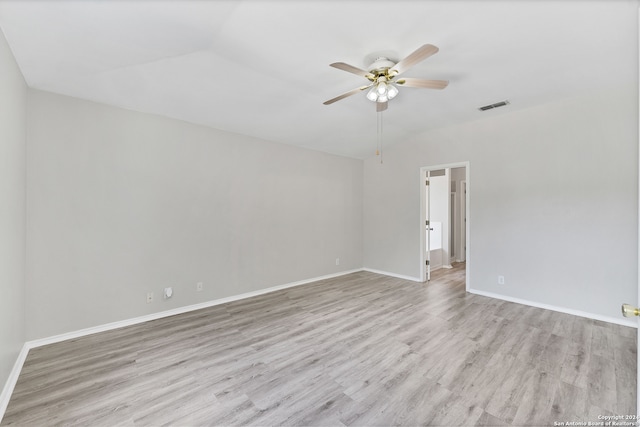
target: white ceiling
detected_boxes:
[0,0,637,159]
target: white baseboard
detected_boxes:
[362,268,422,282]
[0,344,29,422]
[468,288,637,328]
[27,268,363,349]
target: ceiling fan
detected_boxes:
[323,44,449,112]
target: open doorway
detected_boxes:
[420,162,469,290]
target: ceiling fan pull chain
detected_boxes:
[380,110,383,164]
[376,111,380,156]
[376,110,383,164]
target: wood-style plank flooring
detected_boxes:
[2,264,637,426]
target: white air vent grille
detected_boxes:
[479,100,510,111]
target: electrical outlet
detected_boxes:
[196,282,203,292]
[335,258,340,266]
[498,275,505,285]
[164,287,173,299]
[146,292,154,303]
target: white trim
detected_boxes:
[469,288,637,328]
[0,344,29,421]
[26,269,362,349]
[460,180,467,264]
[636,2,640,413]
[362,268,422,282]
[463,167,470,292]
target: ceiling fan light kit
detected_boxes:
[366,75,399,103]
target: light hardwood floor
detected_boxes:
[2,264,636,426]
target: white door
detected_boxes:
[622,38,640,408]
[460,180,467,262]
[623,259,640,411]
[425,170,432,281]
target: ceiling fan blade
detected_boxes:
[376,101,388,112]
[330,62,375,80]
[323,85,371,105]
[396,78,449,90]
[390,44,439,76]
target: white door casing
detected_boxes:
[419,162,470,287]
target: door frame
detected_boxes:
[459,180,467,262]
[419,161,470,289]
[636,3,639,413]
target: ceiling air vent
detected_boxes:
[478,100,510,111]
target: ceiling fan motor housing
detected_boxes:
[368,57,396,76]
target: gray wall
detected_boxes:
[363,87,638,321]
[0,29,27,389]
[26,90,363,340]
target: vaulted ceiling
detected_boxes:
[0,0,636,159]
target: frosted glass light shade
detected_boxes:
[366,86,378,101]
[366,78,399,102]
[387,83,399,99]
